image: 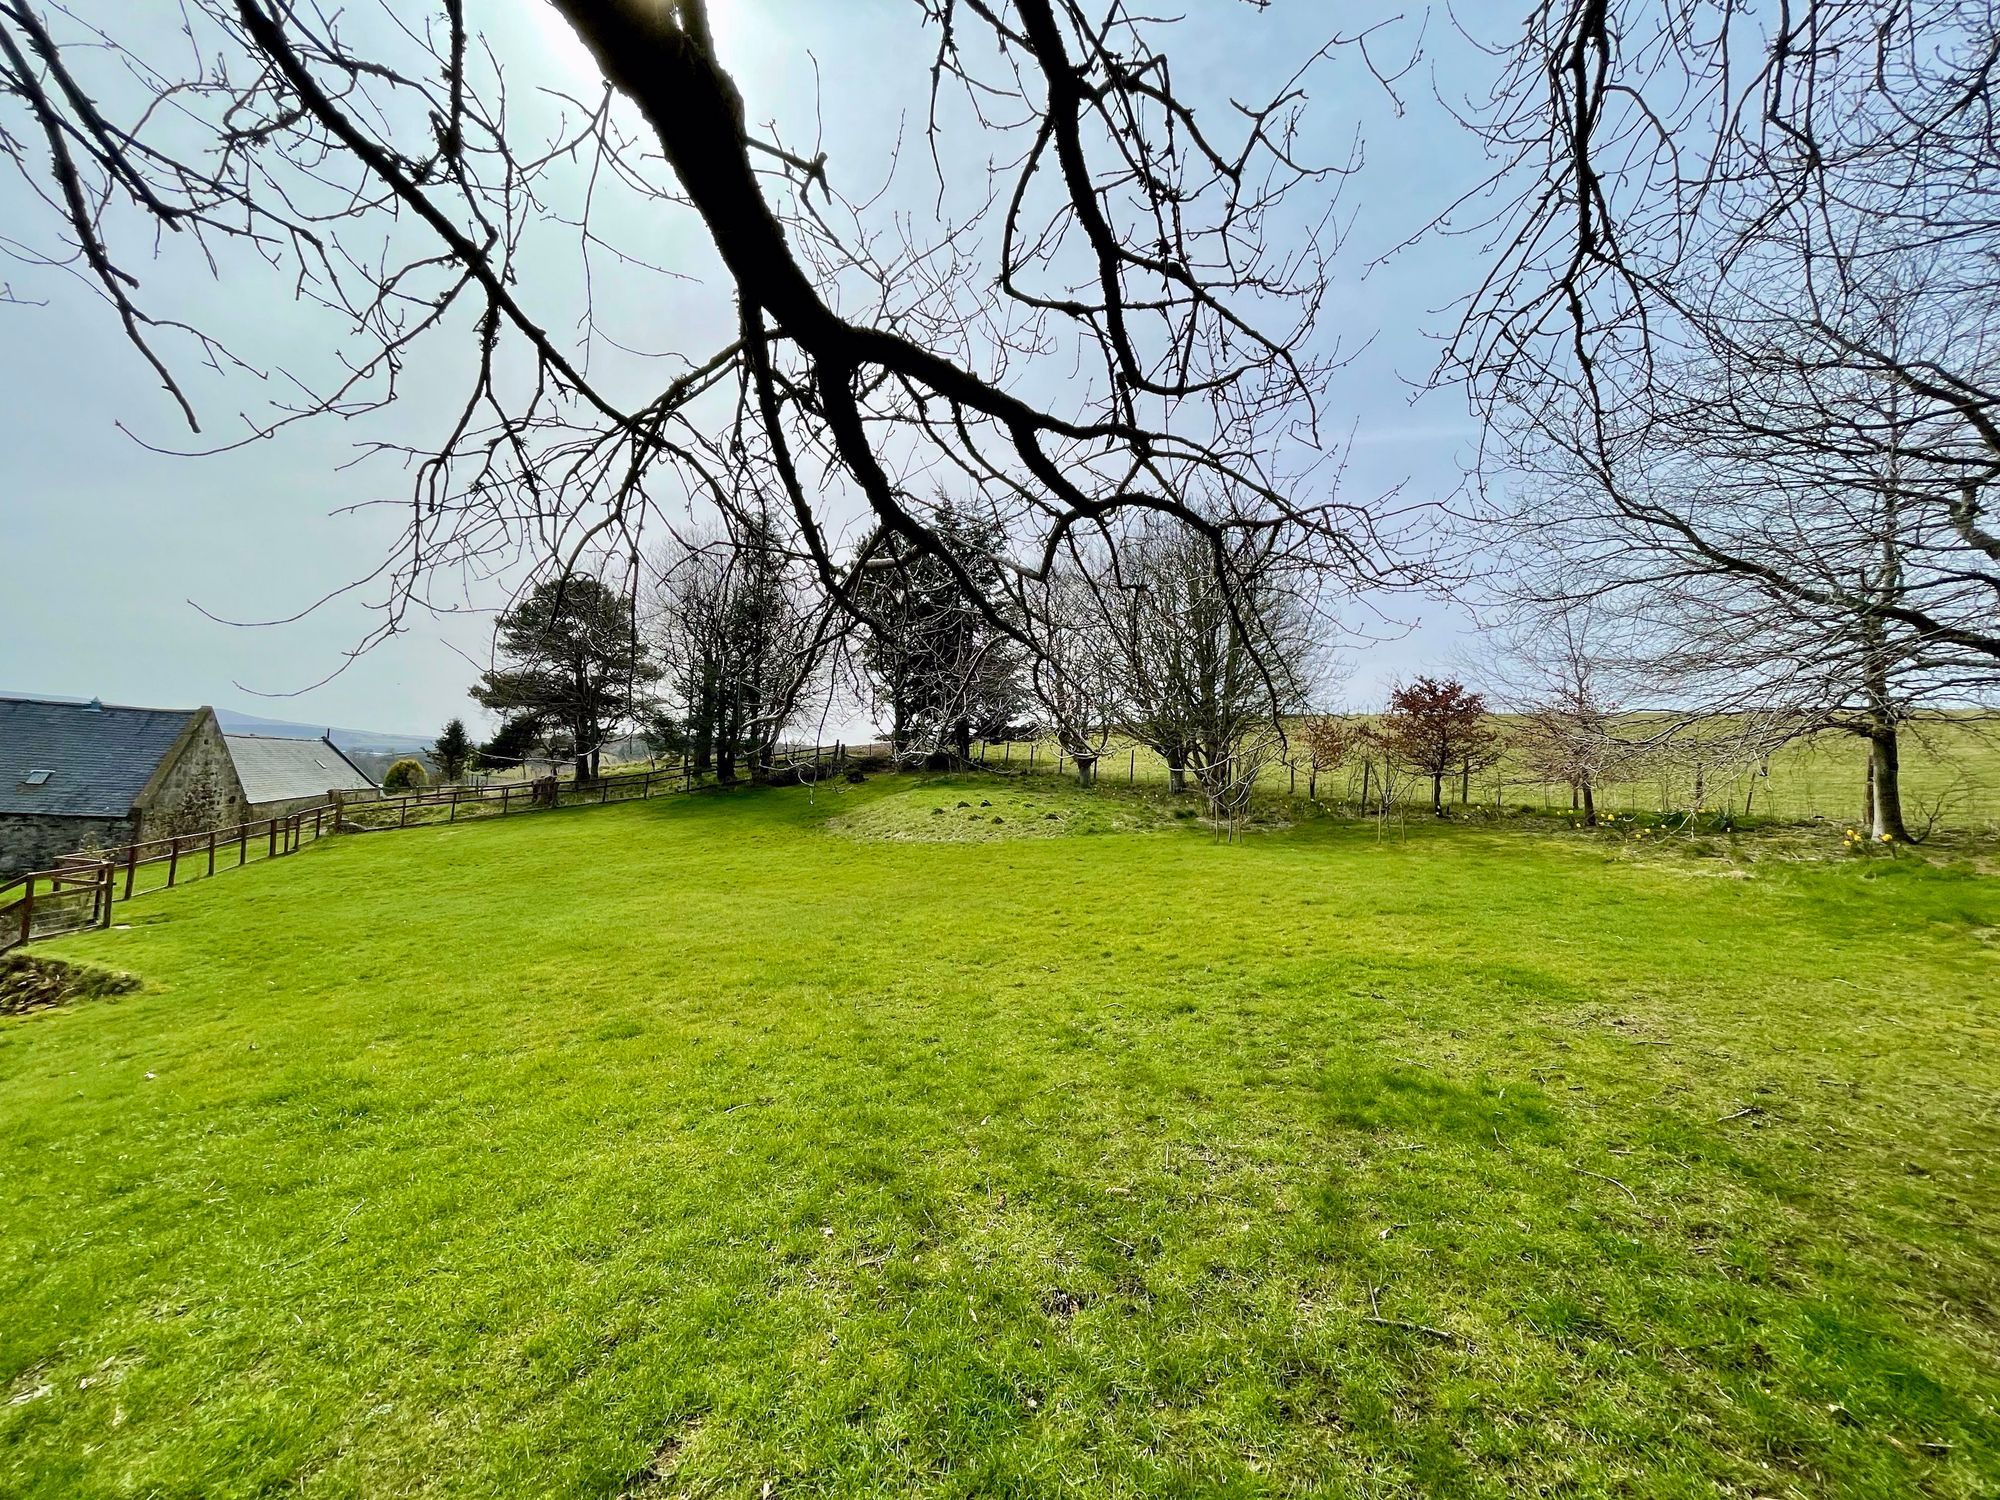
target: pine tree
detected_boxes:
[431,718,473,783]
[472,575,657,782]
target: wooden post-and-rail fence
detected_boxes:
[0,801,341,958]
[0,744,821,958]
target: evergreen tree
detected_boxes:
[856,506,1025,766]
[472,575,657,782]
[431,718,473,783]
[479,715,546,774]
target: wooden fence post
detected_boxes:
[1129,749,1135,784]
[167,840,179,889]
[399,797,409,829]
[1029,742,1036,769]
[125,844,137,900]
[18,876,31,948]
[268,819,278,858]
[99,864,114,928]
[208,829,217,877]
[449,787,459,823]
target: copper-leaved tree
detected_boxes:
[1377,677,1496,817]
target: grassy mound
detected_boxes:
[822,772,1203,842]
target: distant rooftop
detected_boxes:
[225,732,376,804]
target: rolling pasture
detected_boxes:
[979,715,2000,831]
[2,776,1995,1497]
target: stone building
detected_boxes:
[0,696,248,879]
[224,732,377,820]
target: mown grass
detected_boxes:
[4,775,1997,1497]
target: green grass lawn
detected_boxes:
[4,777,1997,1497]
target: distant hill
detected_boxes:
[211,708,432,756]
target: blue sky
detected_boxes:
[0,1,1498,737]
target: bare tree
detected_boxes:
[1492,313,1995,839]
[0,1,1419,680]
[1100,515,1320,814]
[647,512,836,783]
[1025,559,1124,787]
[1487,608,1632,827]
[1440,3,2000,836]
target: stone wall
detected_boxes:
[0,813,138,881]
[133,712,248,843]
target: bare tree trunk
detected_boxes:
[1167,755,1187,795]
[1868,724,1910,842]
[1075,755,1097,787]
[1430,773,1444,815]
[1581,780,1596,828]
[1360,758,1372,807]
[1460,760,1471,804]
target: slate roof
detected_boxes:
[226,734,376,805]
[0,696,200,818]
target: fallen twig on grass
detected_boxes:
[1566,1163,1640,1205]
[1361,1314,1461,1342]
[264,1199,367,1273]
[1364,1283,1464,1346]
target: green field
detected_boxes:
[978,715,2000,831]
[4,777,1997,1496]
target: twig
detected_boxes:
[1364,1283,1463,1345]
[264,1198,366,1272]
[1362,1314,1462,1343]
[1715,1105,1762,1123]
[1566,1163,1640,1205]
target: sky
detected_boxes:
[0,0,1501,739]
